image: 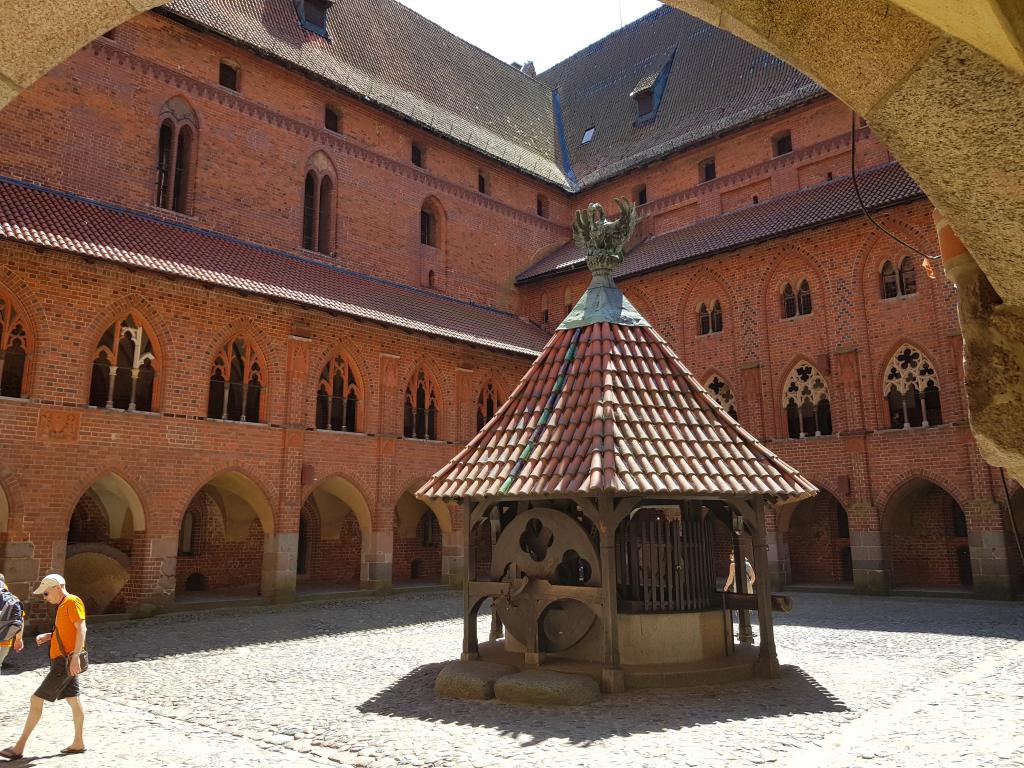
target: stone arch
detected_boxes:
[763,247,830,323]
[175,469,279,602]
[205,328,273,424]
[65,470,147,615]
[298,474,369,588]
[780,357,834,438]
[876,470,967,518]
[880,476,974,589]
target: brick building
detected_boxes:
[0,0,1019,613]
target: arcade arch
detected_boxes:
[176,471,276,601]
[882,478,972,589]
[298,476,370,589]
[782,490,853,584]
[66,473,146,615]
[393,481,452,583]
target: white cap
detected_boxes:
[33,573,66,595]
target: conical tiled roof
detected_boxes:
[419,205,816,503]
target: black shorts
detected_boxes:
[34,657,81,702]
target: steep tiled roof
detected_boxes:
[419,319,816,501]
[0,177,550,357]
[539,5,824,188]
[517,161,925,283]
[163,0,566,186]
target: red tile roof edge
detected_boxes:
[0,176,550,358]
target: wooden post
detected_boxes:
[461,498,478,661]
[751,497,780,678]
[733,512,754,644]
[598,494,624,692]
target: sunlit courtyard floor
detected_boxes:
[1,591,1021,767]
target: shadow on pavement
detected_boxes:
[357,662,847,745]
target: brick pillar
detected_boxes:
[364,527,393,593]
[739,363,765,439]
[262,531,298,603]
[441,501,464,587]
[124,534,177,615]
[454,367,475,442]
[966,498,1013,599]
[369,352,401,593]
[848,503,888,594]
[833,348,864,433]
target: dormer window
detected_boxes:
[295,0,332,38]
[581,126,595,145]
[634,89,654,119]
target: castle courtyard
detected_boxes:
[2,591,1021,767]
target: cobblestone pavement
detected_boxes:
[1,591,1022,767]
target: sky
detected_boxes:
[395,0,664,73]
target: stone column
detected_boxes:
[364,528,393,594]
[124,534,178,616]
[262,531,298,603]
[848,503,888,594]
[966,498,1014,599]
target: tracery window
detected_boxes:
[88,313,158,412]
[301,152,336,255]
[705,375,737,420]
[403,369,439,440]
[0,291,29,398]
[207,337,265,423]
[155,97,198,214]
[884,345,941,429]
[476,380,502,431]
[698,303,710,335]
[783,362,832,438]
[315,352,361,432]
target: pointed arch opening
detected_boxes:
[883,345,941,429]
[782,490,852,585]
[66,472,145,615]
[155,96,198,214]
[796,279,812,315]
[403,368,440,440]
[783,362,832,438]
[883,479,972,589]
[301,151,336,255]
[710,300,723,333]
[88,312,160,412]
[207,337,267,423]
[697,303,710,335]
[0,288,30,398]
[476,379,503,432]
[298,475,370,592]
[393,487,449,584]
[176,471,276,603]
[315,351,362,432]
[781,283,796,319]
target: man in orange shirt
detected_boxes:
[0,574,87,761]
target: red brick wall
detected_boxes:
[786,494,850,583]
[887,486,970,588]
[298,499,361,586]
[175,492,264,594]
[393,511,442,583]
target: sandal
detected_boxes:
[0,747,23,760]
[60,748,87,754]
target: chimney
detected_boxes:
[522,61,536,77]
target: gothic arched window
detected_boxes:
[796,279,812,315]
[0,290,29,398]
[403,369,440,440]
[207,337,266,423]
[155,97,198,214]
[710,300,723,333]
[705,374,737,421]
[88,313,159,412]
[898,257,917,296]
[476,380,502,431]
[881,261,899,299]
[698,303,710,335]
[783,362,832,438]
[883,344,941,428]
[781,283,796,319]
[315,352,362,432]
[301,152,336,255]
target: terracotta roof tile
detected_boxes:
[517,162,925,283]
[0,177,550,357]
[420,319,816,501]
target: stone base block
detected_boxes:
[434,661,517,700]
[493,670,601,706]
[854,568,890,595]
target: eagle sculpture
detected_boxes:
[572,197,637,273]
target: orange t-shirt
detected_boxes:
[50,594,86,660]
